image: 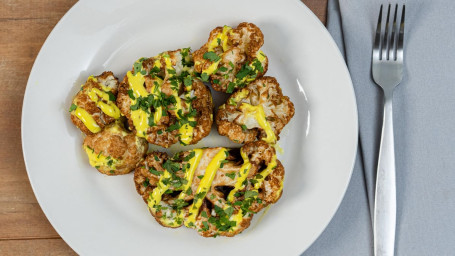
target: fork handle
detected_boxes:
[374,91,396,256]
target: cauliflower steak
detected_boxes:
[117,48,214,148]
[193,22,269,93]
[134,141,284,237]
[83,122,148,175]
[69,72,121,135]
[216,76,294,144]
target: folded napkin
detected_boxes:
[304,0,455,255]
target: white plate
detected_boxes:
[22,0,357,255]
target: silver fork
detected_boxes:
[372,4,405,256]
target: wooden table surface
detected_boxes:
[0,1,327,255]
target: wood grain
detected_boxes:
[0,239,77,256]
[0,0,327,254]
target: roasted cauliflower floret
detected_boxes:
[69,72,121,135]
[83,122,148,175]
[216,76,295,144]
[116,48,214,148]
[193,22,268,93]
[133,141,284,237]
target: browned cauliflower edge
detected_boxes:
[83,122,148,175]
[116,48,214,148]
[69,71,121,135]
[133,141,284,237]
[193,22,269,93]
[216,76,295,144]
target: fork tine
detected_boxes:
[397,5,405,62]
[389,4,398,60]
[373,5,383,61]
[382,4,391,60]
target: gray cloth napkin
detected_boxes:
[303,0,455,255]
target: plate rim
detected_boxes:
[21,0,358,254]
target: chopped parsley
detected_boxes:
[195,191,206,200]
[208,205,237,231]
[226,82,236,93]
[236,64,253,80]
[142,178,150,187]
[201,72,209,82]
[149,168,162,176]
[127,89,135,100]
[220,160,229,168]
[203,51,221,62]
[69,103,77,112]
[184,76,193,86]
[172,199,189,210]
[106,91,116,101]
[183,151,196,162]
[148,115,155,127]
[244,190,258,199]
[133,58,147,75]
[225,172,236,180]
[166,122,180,132]
[202,221,209,231]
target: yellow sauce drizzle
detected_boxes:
[240,103,277,144]
[162,54,173,70]
[185,148,228,227]
[229,88,249,105]
[127,71,150,137]
[227,148,251,202]
[147,149,203,226]
[148,170,172,213]
[274,143,284,155]
[221,150,278,233]
[223,147,253,233]
[203,60,221,75]
[256,50,266,63]
[227,207,244,232]
[177,149,204,200]
[73,76,121,132]
[83,145,117,169]
[154,52,194,144]
[208,25,232,52]
[178,83,196,145]
[234,50,267,84]
[88,75,112,92]
[149,77,163,125]
[87,88,120,119]
[174,84,194,145]
[179,121,194,145]
[87,75,97,83]
[74,107,101,133]
[254,154,277,190]
[203,26,232,75]
[153,59,162,68]
[225,155,277,230]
